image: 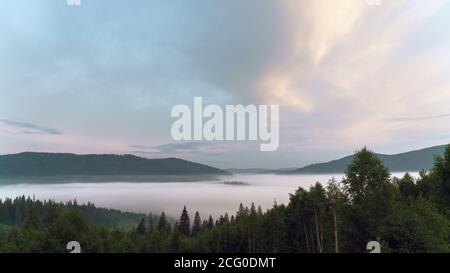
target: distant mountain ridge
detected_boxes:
[226,168,297,174]
[285,144,449,174]
[0,152,228,176]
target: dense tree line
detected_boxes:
[0,147,449,253]
[0,196,155,230]
[0,152,227,175]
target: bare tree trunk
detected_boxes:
[314,208,322,253]
[273,233,276,253]
[303,221,310,253]
[309,226,316,253]
[333,208,339,253]
[320,223,324,252]
[248,228,251,253]
[252,234,256,252]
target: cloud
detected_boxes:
[254,0,450,150]
[385,113,450,122]
[131,142,215,154]
[0,119,62,135]
[1,1,450,167]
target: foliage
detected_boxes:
[1,147,449,253]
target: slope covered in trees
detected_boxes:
[1,146,449,253]
[0,152,228,176]
[0,197,156,230]
[287,144,448,174]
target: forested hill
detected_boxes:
[286,144,449,174]
[2,147,450,253]
[0,152,228,176]
[0,196,154,231]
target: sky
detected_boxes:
[1,0,450,169]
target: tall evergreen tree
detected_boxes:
[178,206,191,236]
[44,202,62,226]
[257,205,263,216]
[136,218,147,235]
[191,211,202,237]
[25,204,40,230]
[207,216,214,229]
[14,205,22,226]
[157,212,171,233]
[224,213,230,224]
[236,203,247,223]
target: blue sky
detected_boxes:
[1,0,450,168]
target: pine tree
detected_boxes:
[44,202,61,226]
[201,220,208,230]
[25,204,40,230]
[191,211,202,237]
[178,206,191,236]
[236,203,245,223]
[250,203,257,216]
[136,218,147,235]
[14,205,22,226]
[224,213,230,224]
[207,216,214,229]
[257,205,263,216]
[157,212,171,233]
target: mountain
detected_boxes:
[285,144,449,174]
[226,168,297,174]
[0,152,229,176]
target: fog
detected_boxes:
[0,173,416,218]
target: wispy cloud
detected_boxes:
[0,119,62,135]
[131,142,211,154]
[385,113,450,122]
[256,0,450,150]
[130,142,230,157]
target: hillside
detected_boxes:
[0,152,228,176]
[285,144,449,174]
